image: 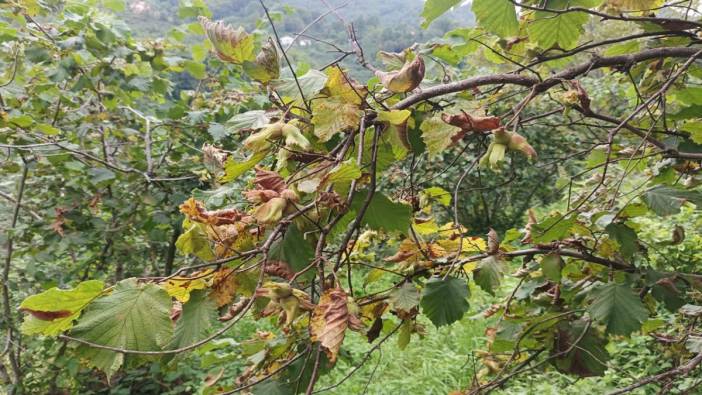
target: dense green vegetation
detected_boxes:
[3,0,702,394]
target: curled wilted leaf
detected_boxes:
[487,228,500,255]
[508,132,537,159]
[310,288,363,362]
[179,197,251,225]
[377,50,408,70]
[199,16,255,64]
[254,167,286,192]
[243,189,280,204]
[243,37,280,83]
[671,225,685,245]
[375,55,425,93]
[521,208,538,244]
[202,144,228,175]
[441,111,501,133]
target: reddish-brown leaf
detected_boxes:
[310,288,357,362]
[441,111,501,133]
[20,308,72,321]
[254,167,286,192]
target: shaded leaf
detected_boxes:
[420,276,469,327]
[605,223,638,259]
[540,253,563,281]
[269,225,315,281]
[350,191,412,234]
[164,289,216,356]
[588,282,648,335]
[642,186,702,216]
[552,319,610,377]
[389,282,420,313]
[474,256,505,295]
[531,214,575,243]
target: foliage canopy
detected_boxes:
[3,0,702,393]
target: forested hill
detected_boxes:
[125,0,473,69]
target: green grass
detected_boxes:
[315,280,498,395]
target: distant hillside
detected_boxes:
[124,0,474,70]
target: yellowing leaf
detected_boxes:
[436,236,486,255]
[462,261,478,272]
[162,273,210,303]
[375,56,425,93]
[176,220,215,261]
[325,67,367,105]
[312,98,363,142]
[420,115,463,157]
[423,186,451,207]
[325,160,362,185]
[242,37,279,83]
[209,268,238,307]
[414,218,440,235]
[199,16,255,64]
[606,0,664,11]
[682,119,702,144]
[377,110,411,125]
[20,280,105,336]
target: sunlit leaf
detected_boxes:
[20,280,104,336]
[527,0,589,50]
[311,97,363,142]
[271,69,327,103]
[420,115,463,157]
[71,279,173,377]
[472,0,519,38]
[421,0,461,28]
[220,151,268,183]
